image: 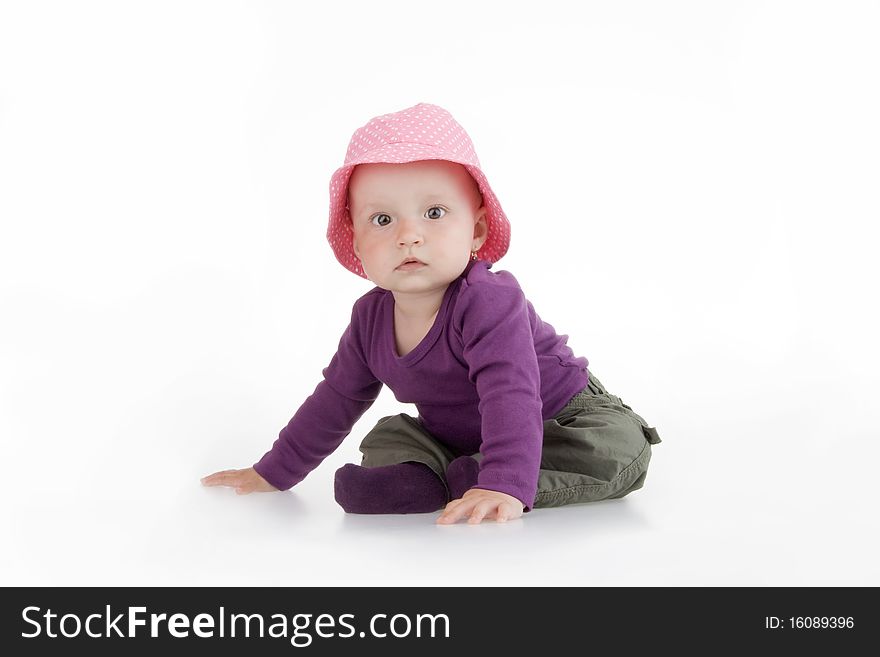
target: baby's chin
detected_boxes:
[362,258,471,292]
[373,271,458,295]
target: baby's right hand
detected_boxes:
[200,467,278,494]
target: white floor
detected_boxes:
[4,378,878,586]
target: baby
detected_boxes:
[202,103,661,524]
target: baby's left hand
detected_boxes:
[437,488,524,525]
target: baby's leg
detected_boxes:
[535,385,660,508]
[334,462,448,514]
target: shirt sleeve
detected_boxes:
[456,278,543,511]
[253,302,383,491]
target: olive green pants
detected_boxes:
[359,371,662,509]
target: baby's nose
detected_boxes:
[398,234,423,246]
[396,218,424,246]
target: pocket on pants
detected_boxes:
[544,401,647,479]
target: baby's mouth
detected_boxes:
[396,257,427,271]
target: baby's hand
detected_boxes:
[200,467,278,494]
[437,488,524,525]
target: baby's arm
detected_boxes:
[200,296,382,497]
[201,467,277,494]
[445,276,544,522]
[199,376,379,496]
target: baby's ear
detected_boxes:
[473,208,489,247]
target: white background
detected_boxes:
[1,0,878,586]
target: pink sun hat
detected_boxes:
[327,102,511,278]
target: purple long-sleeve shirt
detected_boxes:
[254,259,589,509]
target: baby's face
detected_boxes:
[348,160,487,297]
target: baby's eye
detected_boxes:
[425,206,446,220]
[370,213,393,227]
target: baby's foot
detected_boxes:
[445,455,480,500]
[334,462,448,514]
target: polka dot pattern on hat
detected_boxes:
[327,103,511,278]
